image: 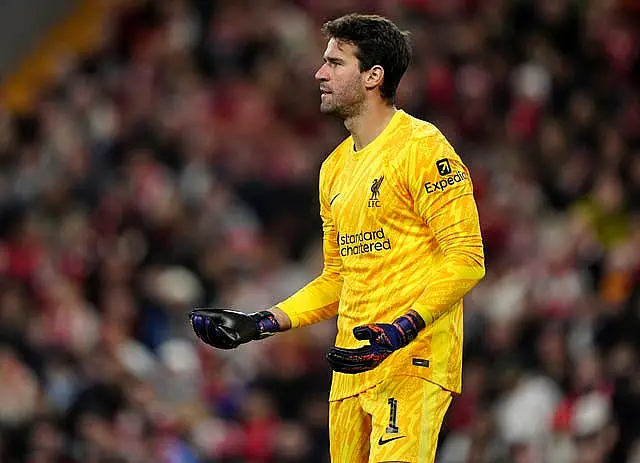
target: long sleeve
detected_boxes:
[405,133,485,324]
[275,162,343,328]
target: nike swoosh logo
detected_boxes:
[329,193,341,206]
[378,435,406,446]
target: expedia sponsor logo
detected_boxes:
[337,227,392,257]
[436,158,452,175]
[424,170,467,194]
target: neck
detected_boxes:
[344,100,397,151]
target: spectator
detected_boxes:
[0,0,638,461]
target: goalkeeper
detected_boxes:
[190,13,485,463]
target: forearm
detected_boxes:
[273,273,342,328]
[411,250,485,325]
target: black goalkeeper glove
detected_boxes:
[327,311,425,374]
[189,308,281,349]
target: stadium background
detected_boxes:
[0,0,639,462]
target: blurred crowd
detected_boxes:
[0,0,639,462]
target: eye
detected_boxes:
[324,58,341,67]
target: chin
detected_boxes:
[320,103,347,118]
[320,102,334,114]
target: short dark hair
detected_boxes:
[322,14,411,104]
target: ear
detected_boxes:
[363,65,384,91]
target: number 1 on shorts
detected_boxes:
[386,397,399,434]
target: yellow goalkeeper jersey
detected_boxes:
[277,109,485,401]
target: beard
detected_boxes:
[319,83,366,120]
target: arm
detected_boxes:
[272,162,343,329]
[407,133,485,324]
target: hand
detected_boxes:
[327,311,425,374]
[189,308,280,349]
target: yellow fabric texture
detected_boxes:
[277,110,485,399]
[328,376,452,463]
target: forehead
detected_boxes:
[324,38,359,60]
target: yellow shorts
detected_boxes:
[329,375,452,463]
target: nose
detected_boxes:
[315,63,328,81]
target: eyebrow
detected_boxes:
[323,56,345,64]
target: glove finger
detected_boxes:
[191,307,243,316]
[353,325,375,341]
[191,308,241,326]
[327,346,376,368]
[191,314,238,349]
[190,312,220,336]
[206,322,240,349]
[328,345,372,357]
[190,313,206,336]
[328,344,394,372]
[327,349,376,374]
[327,359,370,374]
[216,325,241,343]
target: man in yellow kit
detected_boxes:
[190,13,485,463]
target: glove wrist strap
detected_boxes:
[393,312,426,346]
[252,311,281,339]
